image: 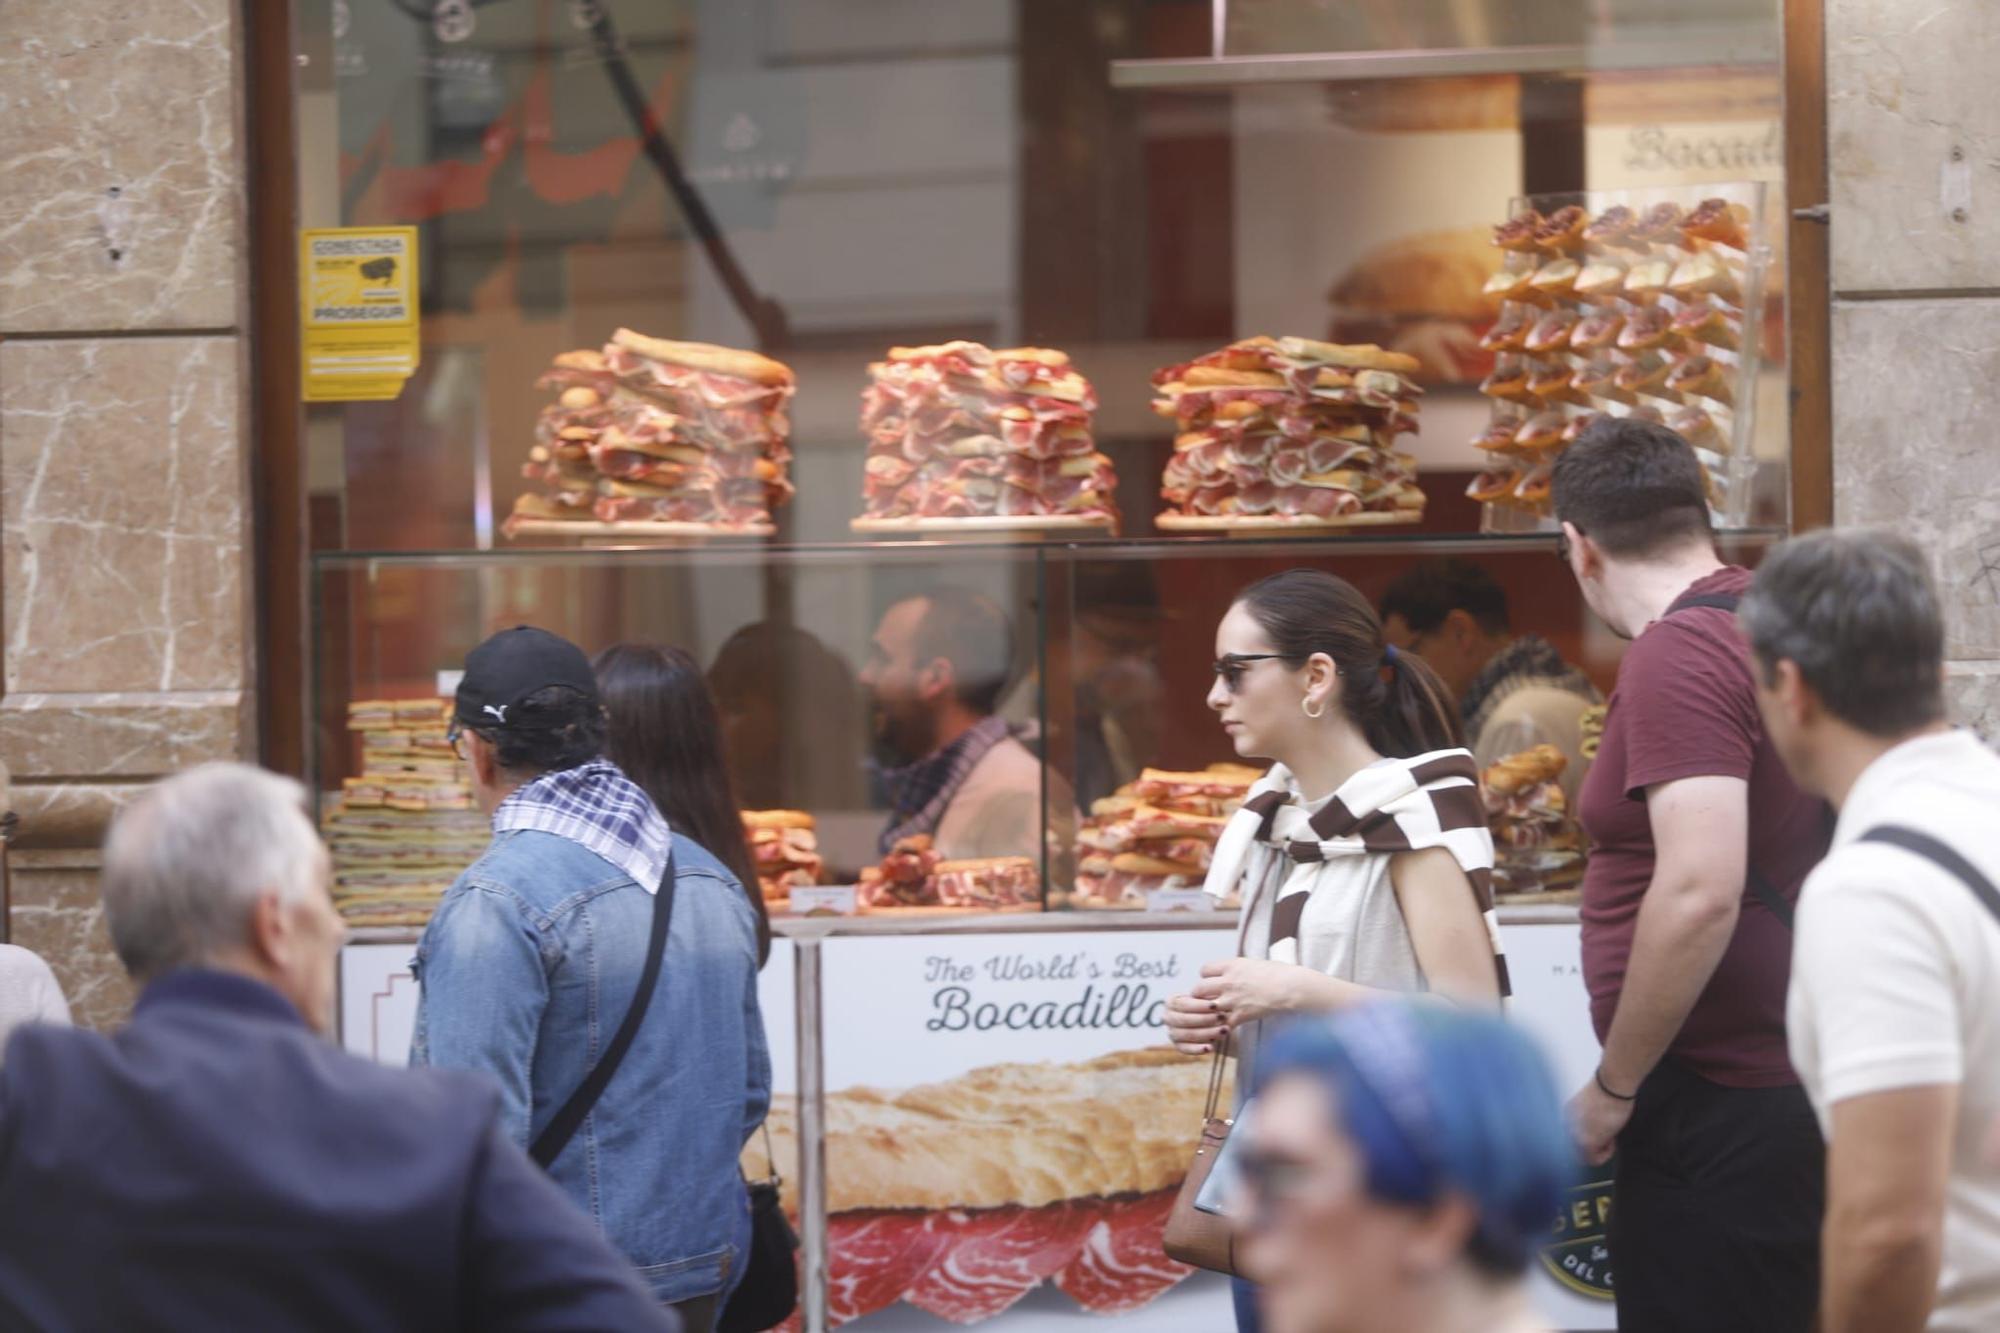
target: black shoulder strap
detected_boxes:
[1663,590,1799,929]
[530,848,675,1168]
[1859,826,2000,928]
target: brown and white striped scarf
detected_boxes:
[1202,750,1510,996]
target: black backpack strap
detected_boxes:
[530,848,676,1168]
[1744,863,1795,930]
[1858,826,2000,928]
[1663,590,1800,929]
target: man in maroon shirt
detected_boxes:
[1554,419,1828,1333]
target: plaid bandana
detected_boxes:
[493,758,672,893]
[878,716,1010,854]
[1460,634,1599,744]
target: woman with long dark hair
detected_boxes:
[594,643,771,966]
[1163,569,1504,1332]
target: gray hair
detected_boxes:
[102,763,329,981]
[1739,530,1946,738]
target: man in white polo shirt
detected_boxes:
[1743,529,2000,1333]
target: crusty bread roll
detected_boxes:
[551,349,606,372]
[754,1047,1217,1212]
[743,809,816,831]
[991,346,1072,368]
[1112,852,1206,877]
[510,493,592,520]
[611,328,793,387]
[1276,336,1423,376]
[1185,366,1286,389]
[1325,228,1502,323]
[1483,743,1568,796]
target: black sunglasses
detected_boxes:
[1213,653,1290,694]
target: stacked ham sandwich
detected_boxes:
[743,810,824,907]
[1075,765,1258,905]
[1156,336,1426,523]
[323,699,487,928]
[859,342,1118,525]
[512,328,796,530]
[1482,744,1585,894]
[860,833,1041,910]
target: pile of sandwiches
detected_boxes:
[1155,337,1426,523]
[323,699,489,928]
[511,328,796,531]
[1074,764,1260,906]
[743,810,823,906]
[1471,197,1754,517]
[860,833,1042,910]
[859,342,1118,525]
[1481,744,1585,894]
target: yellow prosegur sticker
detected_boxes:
[299,226,421,402]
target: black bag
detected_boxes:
[718,1124,799,1333]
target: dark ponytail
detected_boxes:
[1236,568,1465,759]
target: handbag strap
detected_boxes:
[1202,1031,1233,1122]
[531,848,676,1167]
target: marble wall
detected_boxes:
[1826,0,2000,733]
[0,0,249,1028]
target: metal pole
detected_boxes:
[0,811,16,945]
[795,938,826,1333]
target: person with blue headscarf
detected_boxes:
[1233,1001,1576,1333]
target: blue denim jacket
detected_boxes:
[411,828,771,1305]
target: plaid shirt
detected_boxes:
[878,715,1010,854]
[492,758,672,893]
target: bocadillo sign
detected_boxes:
[768,930,1235,1329]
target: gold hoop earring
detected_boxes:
[1301,696,1326,720]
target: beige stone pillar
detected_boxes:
[0,1,250,1027]
[1825,0,2000,734]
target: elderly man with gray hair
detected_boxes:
[1744,530,2000,1333]
[0,762,677,1333]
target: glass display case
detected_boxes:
[312,526,1782,927]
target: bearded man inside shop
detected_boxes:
[0,761,675,1332]
[861,585,1053,861]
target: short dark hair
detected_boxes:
[1379,559,1511,637]
[1741,530,1947,738]
[906,587,1015,716]
[475,684,606,776]
[1552,417,1714,559]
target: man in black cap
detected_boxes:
[411,627,772,1332]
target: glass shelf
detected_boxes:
[314,525,1787,572]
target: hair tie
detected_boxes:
[1383,644,1400,668]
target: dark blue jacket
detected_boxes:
[0,970,677,1333]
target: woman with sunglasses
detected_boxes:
[1236,1003,1572,1333]
[1164,569,1506,1332]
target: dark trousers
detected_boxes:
[1609,1059,1825,1333]
[1231,1275,1262,1333]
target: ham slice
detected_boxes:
[1236,480,1278,515]
[827,1212,957,1326]
[813,1187,1192,1326]
[905,1203,1095,1323]
[1054,1191,1192,1314]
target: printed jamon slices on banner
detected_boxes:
[509,329,797,531]
[858,342,1118,526]
[758,1048,1220,1328]
[1155,336,1426,525]
[1074,765,1259,907]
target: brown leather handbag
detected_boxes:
[1162,1034,1239,1275]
